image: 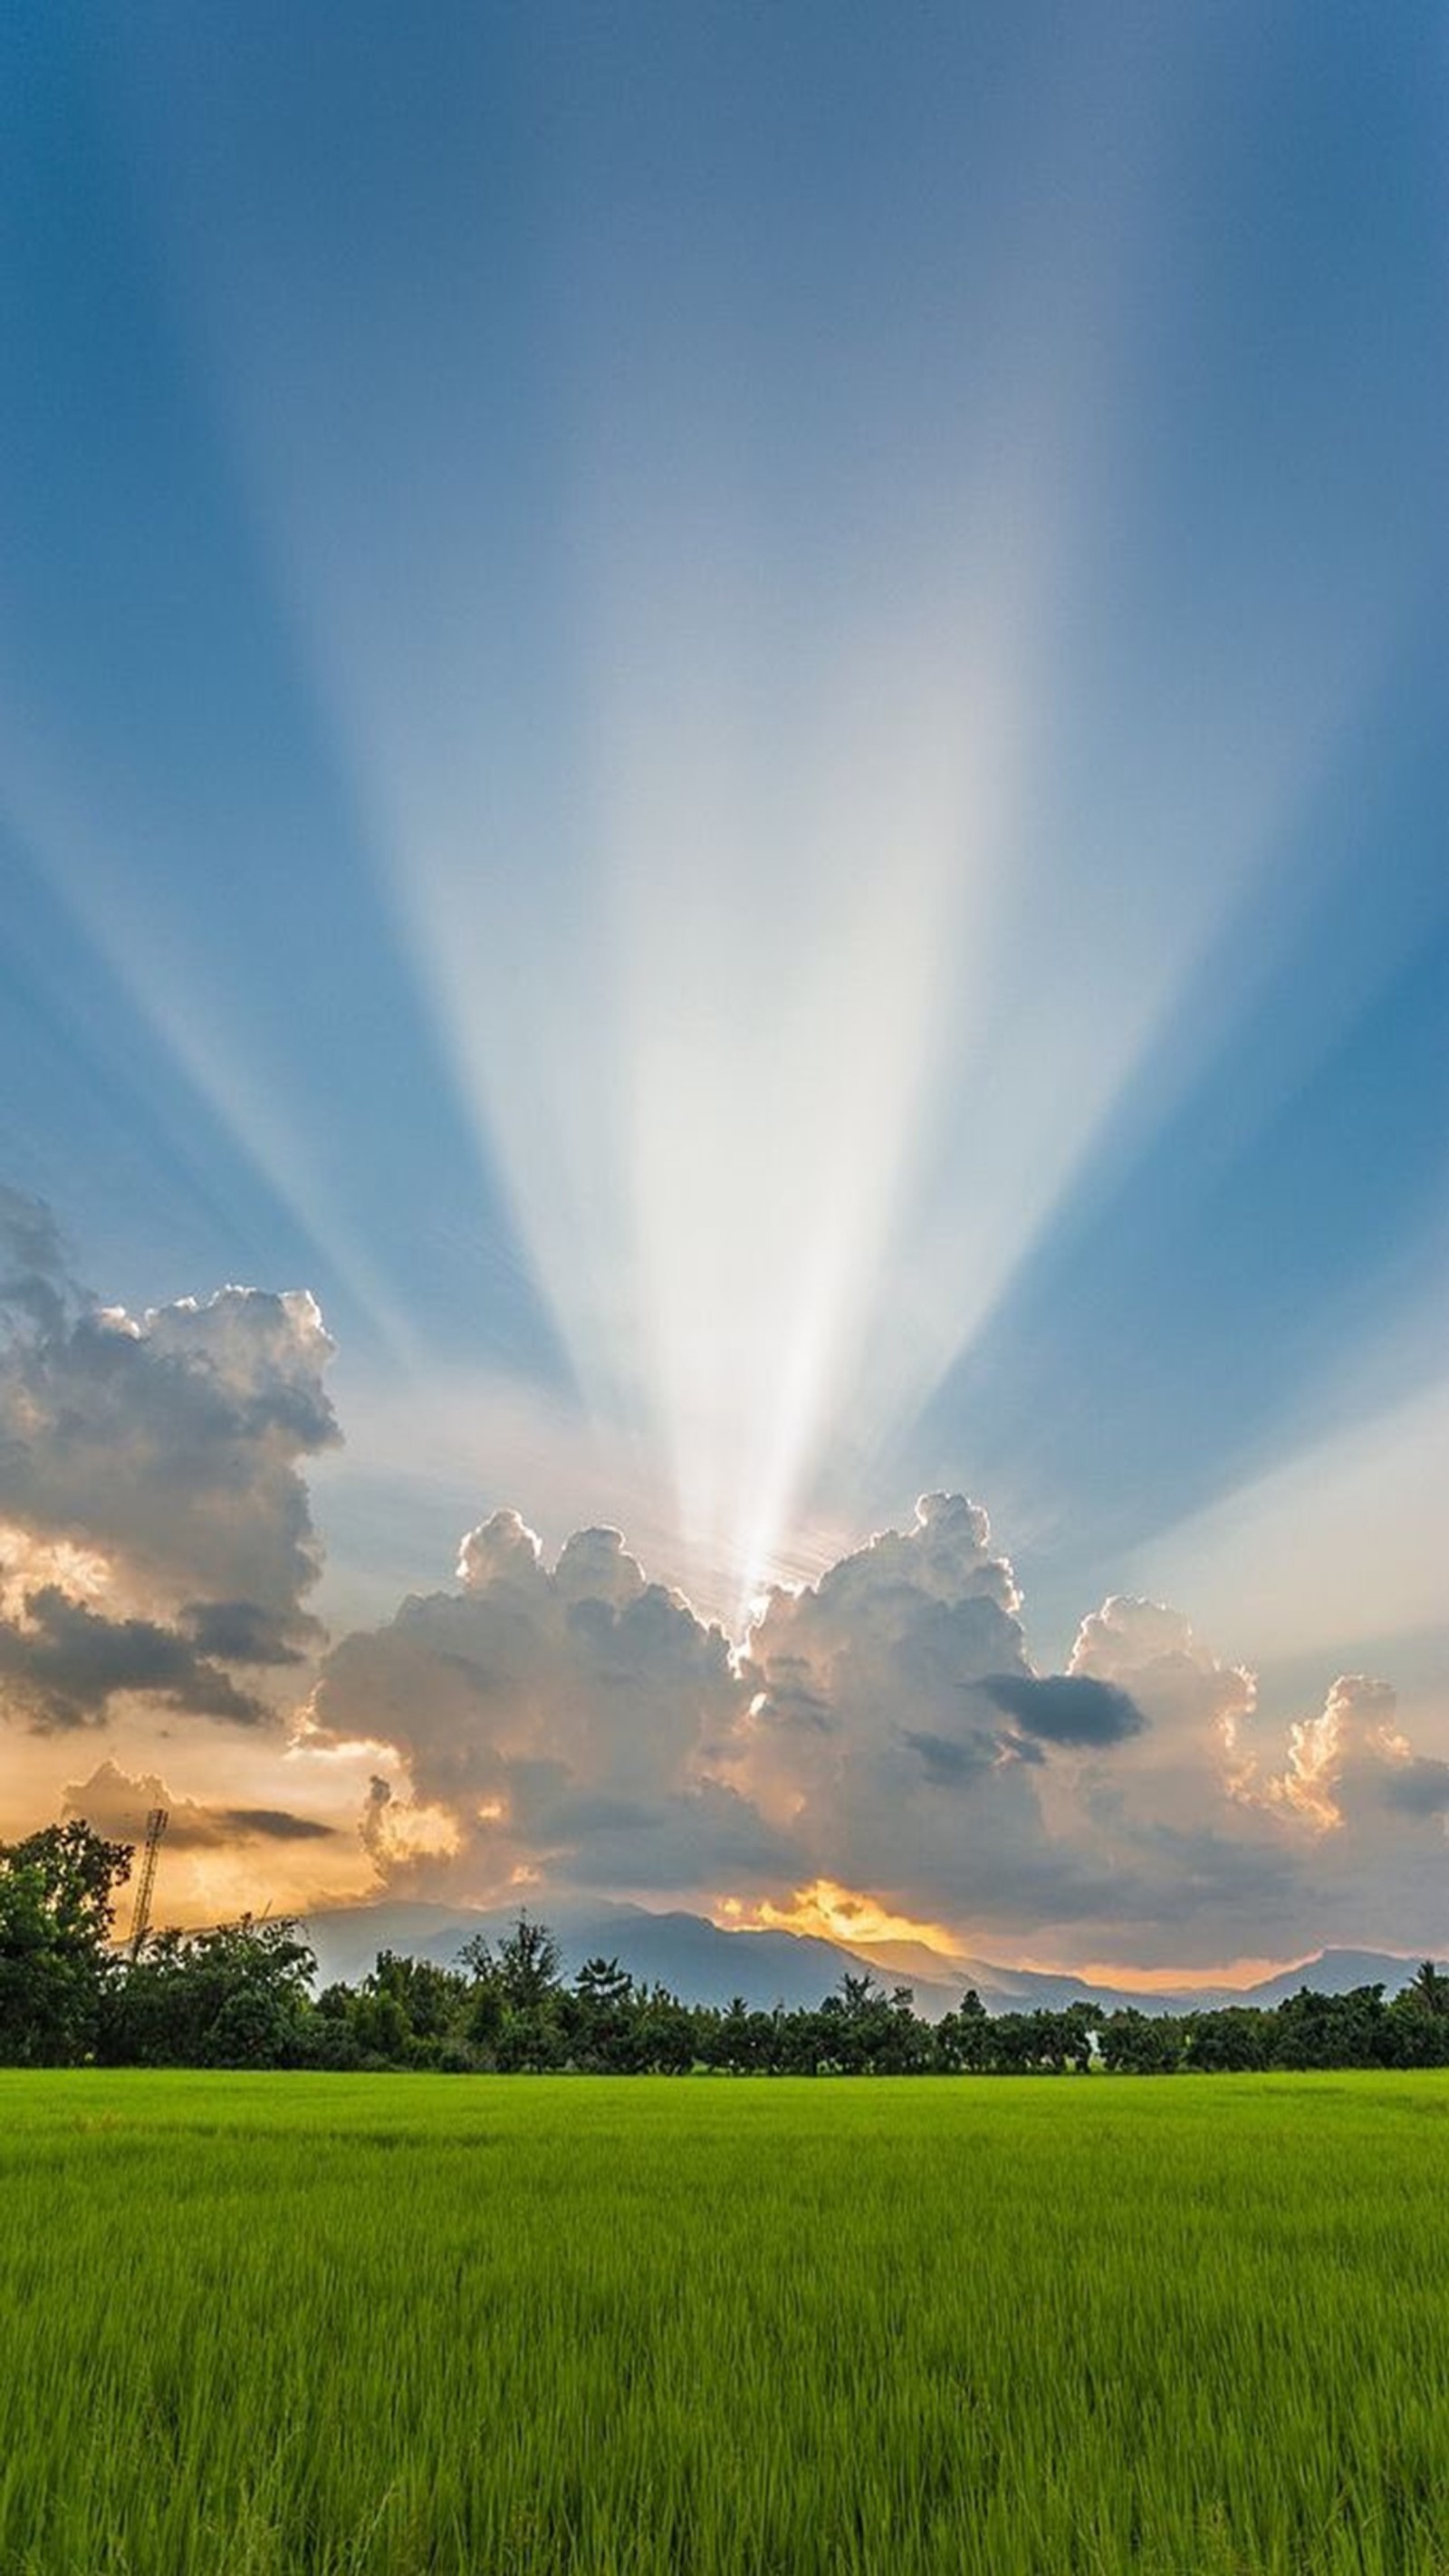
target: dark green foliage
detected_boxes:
[1098,2006,1183,2074]
[0,1821,131,2064]
[100,1915,317,2066]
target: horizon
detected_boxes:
[84,1865,1449,2004]
[2,5,1445,1980]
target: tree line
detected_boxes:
[5,1820,1449,2074]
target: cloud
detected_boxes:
[62,1758,339,1850]
[306,1512,762,1898]
[728,1494,1121,1926]
[0,1186,74,1343]
[5,1210,1436,1970]
[308,1487,1443,1965]
[744,1494,1028,1760]
[977,1670,1147,1745]
[222,1806,337,1841]
[727,1526,1443,1960]
[1229,1673,1404,1835]
[899,1726,1005,1786]
[1068,1595,1255,1743]
[0,1194,338,1738]
[178,1600,320,1667]
[0,1588,269,1730]
[1378,1755,1449,1818]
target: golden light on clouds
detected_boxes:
[0,1522,111,1619]
[715,1879,964,1961]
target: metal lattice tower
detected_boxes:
[128,1808,168,1959]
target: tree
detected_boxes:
[1099,2007,1182,2074]
[459,1912,562,2010]
[575,1955,633,2012]
[101,1914,317,2068]
[1408,1959,1449,2017]
[1271,1984,1390,2071]
[567,1956,637,2071]
[936,1988,992,2072]
[0,1820,132,2064]
[363,1950,469,2044]
[1183,2004,1271,2072]
[836,1969,880,2020]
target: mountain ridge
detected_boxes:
[298,1900,1441,2021]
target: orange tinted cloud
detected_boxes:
[716,1877,964,1960]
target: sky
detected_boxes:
[1,2,1445,1977]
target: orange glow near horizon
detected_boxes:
[1004,1954,1311,1994]
[711,1889,1321,1994]
[714,1879,965,1960]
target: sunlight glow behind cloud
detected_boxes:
[719,1879,964,1963]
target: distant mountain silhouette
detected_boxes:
[1221,1947,1441,2010]
[300,1898,1444,2021]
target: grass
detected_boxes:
[3,2071,1449,2574]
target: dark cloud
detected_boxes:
[1378,1756,1449,1818]
[218,1806,339,1842]
[0,1589,268,1730]
[900,1727,1003,1786]
[179,1600,320,1667]
[977,1670,1148,1746]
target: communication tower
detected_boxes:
[128,1807,169,1959]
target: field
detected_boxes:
[4,2073,1449,2575]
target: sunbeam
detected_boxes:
[109,6,1233,1614]
[0,0,1444,1996]
[0,753,423,1366]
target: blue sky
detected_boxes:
[1,5,1444,1964]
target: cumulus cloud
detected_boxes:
[300,1487,1443,1964]
[306,1512,770,1899]
[4,1206,1437,1970]
[1033,1602,1449,1961]
[726,1523,1437,1960]
[1231,1674,1408,1836]
[0,1191,337,1738]
[724,1494,1137,1929]
[1069,1595,1255,1745]
[744,1493,1026,1767]
[62,1758,339,1850]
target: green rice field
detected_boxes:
[4,2071,1449,2575]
